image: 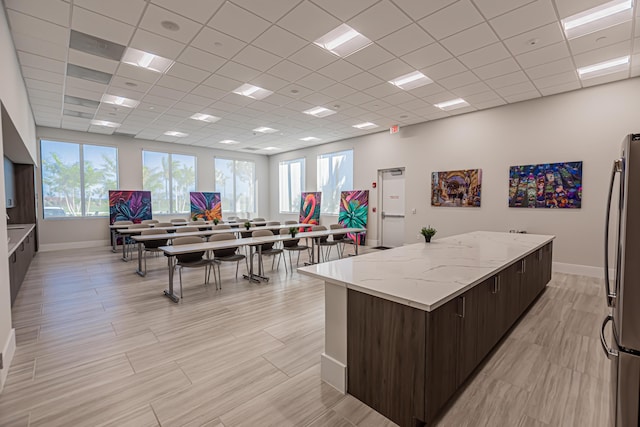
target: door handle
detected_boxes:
[457,296,466,318]
[599,315,618,359]
[604,159,622,307]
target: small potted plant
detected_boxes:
[289,226,298,237]
[420,226,437,243]
[244,221,251,230]
[213,218,219,225]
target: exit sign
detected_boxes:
[390,124,400,134]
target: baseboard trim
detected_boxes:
[0,328,16,394]
[39,240,110,252]
[553,262,611,279]
[321,352,347,394]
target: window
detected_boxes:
[41,139,117,217]
[317,149,353,214]
[279,158,305,213]
[142,151,196,214]
[214,158,255,214]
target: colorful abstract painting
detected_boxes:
[299,192,321,230]
[431,169,482,207]
[190,192,222,221]
[509,161,582,208]
[109,190,152,224]
[339,190,369,245]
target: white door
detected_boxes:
[380,168,405,247]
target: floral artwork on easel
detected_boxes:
[299,192,321,230]
[339,190,368,245]
[108,190,152,224]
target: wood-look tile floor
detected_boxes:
[1,246,611,427]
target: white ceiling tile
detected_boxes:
[302,92,335,105]
[250,73,291,91]
[191,27,247,59]
[495,80,536,96]
[471,0,535,20]
[422,58,468,80]
[233,46,282,71]
[423,90,458,104]
[524,57,575,79]
[8,10,68,45]
[503,22,564,56]
[139,4,203,44]
[13,33,67,60]
[382,91,416,105]
[288,44,338,70]
[339,91,376,105]
[532,71,579,89]
[182,92,218,106]
[318,60,362,81]
[177,46,226,72]
[231,0,299,22]
[347,0,412,41]
[363,82,401,98]
[465,90,502,103]
[310,0,378,21]
[345,44,395,69]
[452,81,491,96]
[377,24,435,57]
[402,43,452,69]
[5,0,70,26]
[74,0,146,25]
[458,42,511,69]
[473,57,522,79]
[485,70,530,89]
[268,60,312,82]
[572,40,631,67]
[438,71,480,90]
[489,0,557,39]
[115,63,161,84]
[151,0,224,24]
[68,49,119,74]
[202,73,243,91]
[538,80,581,96]
[278,1,341,42]
[342,72,385,90]
[252,26,307,58]
[17,51,65,74]
[129,29,186,59]
[21,66,65,85]
[568,21,633,55]
[369,59,415,81]
[418,0,484,40]
[208,2,271,43]
[296,73,336,90]
[216,61,262,82]
[156,75,199,92]
[71,5,135,45]
[64,86,102,101]
[66,76,108,93]
[473,98,506,109]
[390,0,458,20]
[440,23,499,56]
[28,89,63,101]
[167,62,211,83]
[515,41,570,68]
[502,90,540,103]
[106,86,145,100]
[410,81,447,97]
[142,94,176,107]
[553,0,607,19]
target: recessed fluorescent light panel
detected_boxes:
[434,98,470,111]
[303,106,336,118]
[300,136,321,142]
[577,56,630,79]
[313,23,373,57]
[388,71,433,90]
[190,113,220,123]
[219,139,239,144]
[90,120,121,128]
[101,94,140,108]
[121,47,174,73]
[253,126,278,134]
[561,0,633,39]
[353,122,379,130]
[232,83,273,100]
[164,131,188,137]
[263,147,279,151]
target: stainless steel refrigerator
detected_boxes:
[602,133,640,427]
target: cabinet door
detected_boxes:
[458,287,479,385]
[9,252,18,306]
[500,262,522,331]
[520,253,539,310]
[541,243,553,288]
[475,277,500,363]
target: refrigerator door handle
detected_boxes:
[600,315,619,360]
[604,159,622,307]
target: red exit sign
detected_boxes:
[390,124,400,134]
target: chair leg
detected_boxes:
[178,266,183,299]
[235,260,239,279]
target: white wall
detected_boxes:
[270,77,640,272]
[36,127,270,250]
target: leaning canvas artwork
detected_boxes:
[190,192,222,220]
[508,161,582,208]
[299,192,322,229]
[431,169,482,207]
[108,190,152,224]
[339,190,369,245]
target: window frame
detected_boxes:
[142,149,197,215]
[316,149,354,215]
[39,138,119,219]
[214,157,257,215]
[279,157,305,214]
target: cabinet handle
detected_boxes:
[457,296,466,318]
[520,259,526,274]
[492,276,498,294]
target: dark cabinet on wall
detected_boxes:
[4,156,15,208]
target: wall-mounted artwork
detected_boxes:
[109,190,152,224]
[339,190,369,245]
[431,169,482,207]
[190,192,222,221]
[299,192,321,229]
[508,161,582,208]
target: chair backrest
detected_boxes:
[188,221,203,226]
[129,224,150,229]
[173,236,204,263]
[195,217,206,222]
[284,220,298,225]
[176,226,198,233]
[266,221,280,226]
[252,229,274,250]
[213,224,231,230]
[330,223,346,240]
[209,233,239,257]
[170,218,187,223]
[155,222,173,227]
[141,229,168,248]
[141,219,158,225]
[252,217,266,222]
[280,228,300,247]
[236,218,249,223]
[114,220,133,225]
[314,225,329,242]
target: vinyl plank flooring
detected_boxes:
[94,405,160,427]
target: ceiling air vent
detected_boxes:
[243,147,259,151]
[113,131,137,138]
[64,95,99,109]
[63,109,93,119]
[67,64,112,85]
[69,30,125,61]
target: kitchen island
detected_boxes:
[7,223,36,306]
[298,231,554,427]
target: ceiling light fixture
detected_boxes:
[303,106,336,118]
[164,131,188,137]
[263,147,279,151]
[314,23,373,57]
[232,83,273,100]
[388,71,433,90]
[300,136,321,142]
[219,139,239,144]
[253,126,278,133]
[101,94,139,108]
[353,122,379,130]
[561,0,633,39]
[190,113,221,123]
[121,47,174,73]
[434,98,470,111]
[90,120,121,128]
[577,55,630,79]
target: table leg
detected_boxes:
[242,245,268,282]
[305,237,318,266]
[163,255,179,303]
[136,242,145,276]
[121,233,129,261]
[111,229,118,253]
[355,233,359,256]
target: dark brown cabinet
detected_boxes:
[9,227,36,306]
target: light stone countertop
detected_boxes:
[297,231,555,312]
[7,223,36,256]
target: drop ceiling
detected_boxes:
[4,0,640,154]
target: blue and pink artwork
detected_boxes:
[299,192,321,230]
[509,161,582,208]
[109,190,152,224]
[339,190,368,245]
[190,192,222,221]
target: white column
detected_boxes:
[321,281,348,393]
